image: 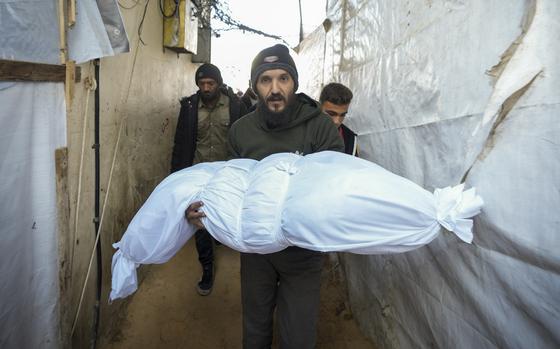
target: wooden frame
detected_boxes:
[0,59,81,83]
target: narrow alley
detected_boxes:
[99,240,376,348]
[3,1,558,348]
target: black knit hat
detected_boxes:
[251,44,298,92]
[195,63,223,86]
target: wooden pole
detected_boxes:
[58,0,67,63]
[68,0,76,27]
[298,0,304,43]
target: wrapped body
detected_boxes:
[110,151,483,300]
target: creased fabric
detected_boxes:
[110,151,483,300]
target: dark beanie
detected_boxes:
[195,63,223,86]
[251,44,298,92]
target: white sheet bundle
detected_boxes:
[110,151,483,300]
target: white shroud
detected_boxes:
[110,151,483,300]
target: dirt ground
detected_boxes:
[99,240,376,349]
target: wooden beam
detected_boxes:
[0,60,81,83]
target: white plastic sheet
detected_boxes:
[110,152,482,300]
[297,0,560,347]
[0,0,129,64]
[68,0,130,63]
[0,82,66,348]
[0,0,60,64]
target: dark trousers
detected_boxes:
[195,229,214,267]
[241,246,324,349]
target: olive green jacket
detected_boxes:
[228,93,344,160]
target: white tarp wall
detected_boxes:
[0,3,65,345]
[0,1,128,347]
[0,0,128,64]
[67,0,130,63]
[0,82,66,348]
[298,0,560,347]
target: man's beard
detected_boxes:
[258,92,296,129]
[200,89,220,104]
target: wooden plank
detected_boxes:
[55,147,72,349]
[65,60,76,108]
[0,60,81,82]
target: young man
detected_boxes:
[171,63,247,296]
[187,44,344,348]
[319,82,359,156]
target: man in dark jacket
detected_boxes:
[319,82,359,156]
[240,85,258,111]
[187,44,344,348]
[171,63,247,296]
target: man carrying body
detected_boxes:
[171,63,247,296]
[187,44,344,348]
[320,82,358,156]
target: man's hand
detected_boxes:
[185,201,206,230]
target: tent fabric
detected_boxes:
[0,81,66,348]
[0,1,129,346]
[296,0,560,347]
[0,0,129,64]
[0,0,61,64]
[68,0,130,63]
[110,151,482,301]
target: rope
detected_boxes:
[70,117,126,336]
[118,0,142,10]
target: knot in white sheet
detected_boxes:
[434,184,484,244]
[110,151,484,300]
[109,245,138,302]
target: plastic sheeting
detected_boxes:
[297,0,560,348]
[0,82,66,348]
[0,0,129,64]
[0,0,61,64]
[0,1,128,347]
[110,152,483,300]
[68,0,130,63]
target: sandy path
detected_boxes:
[99,240,375,348]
